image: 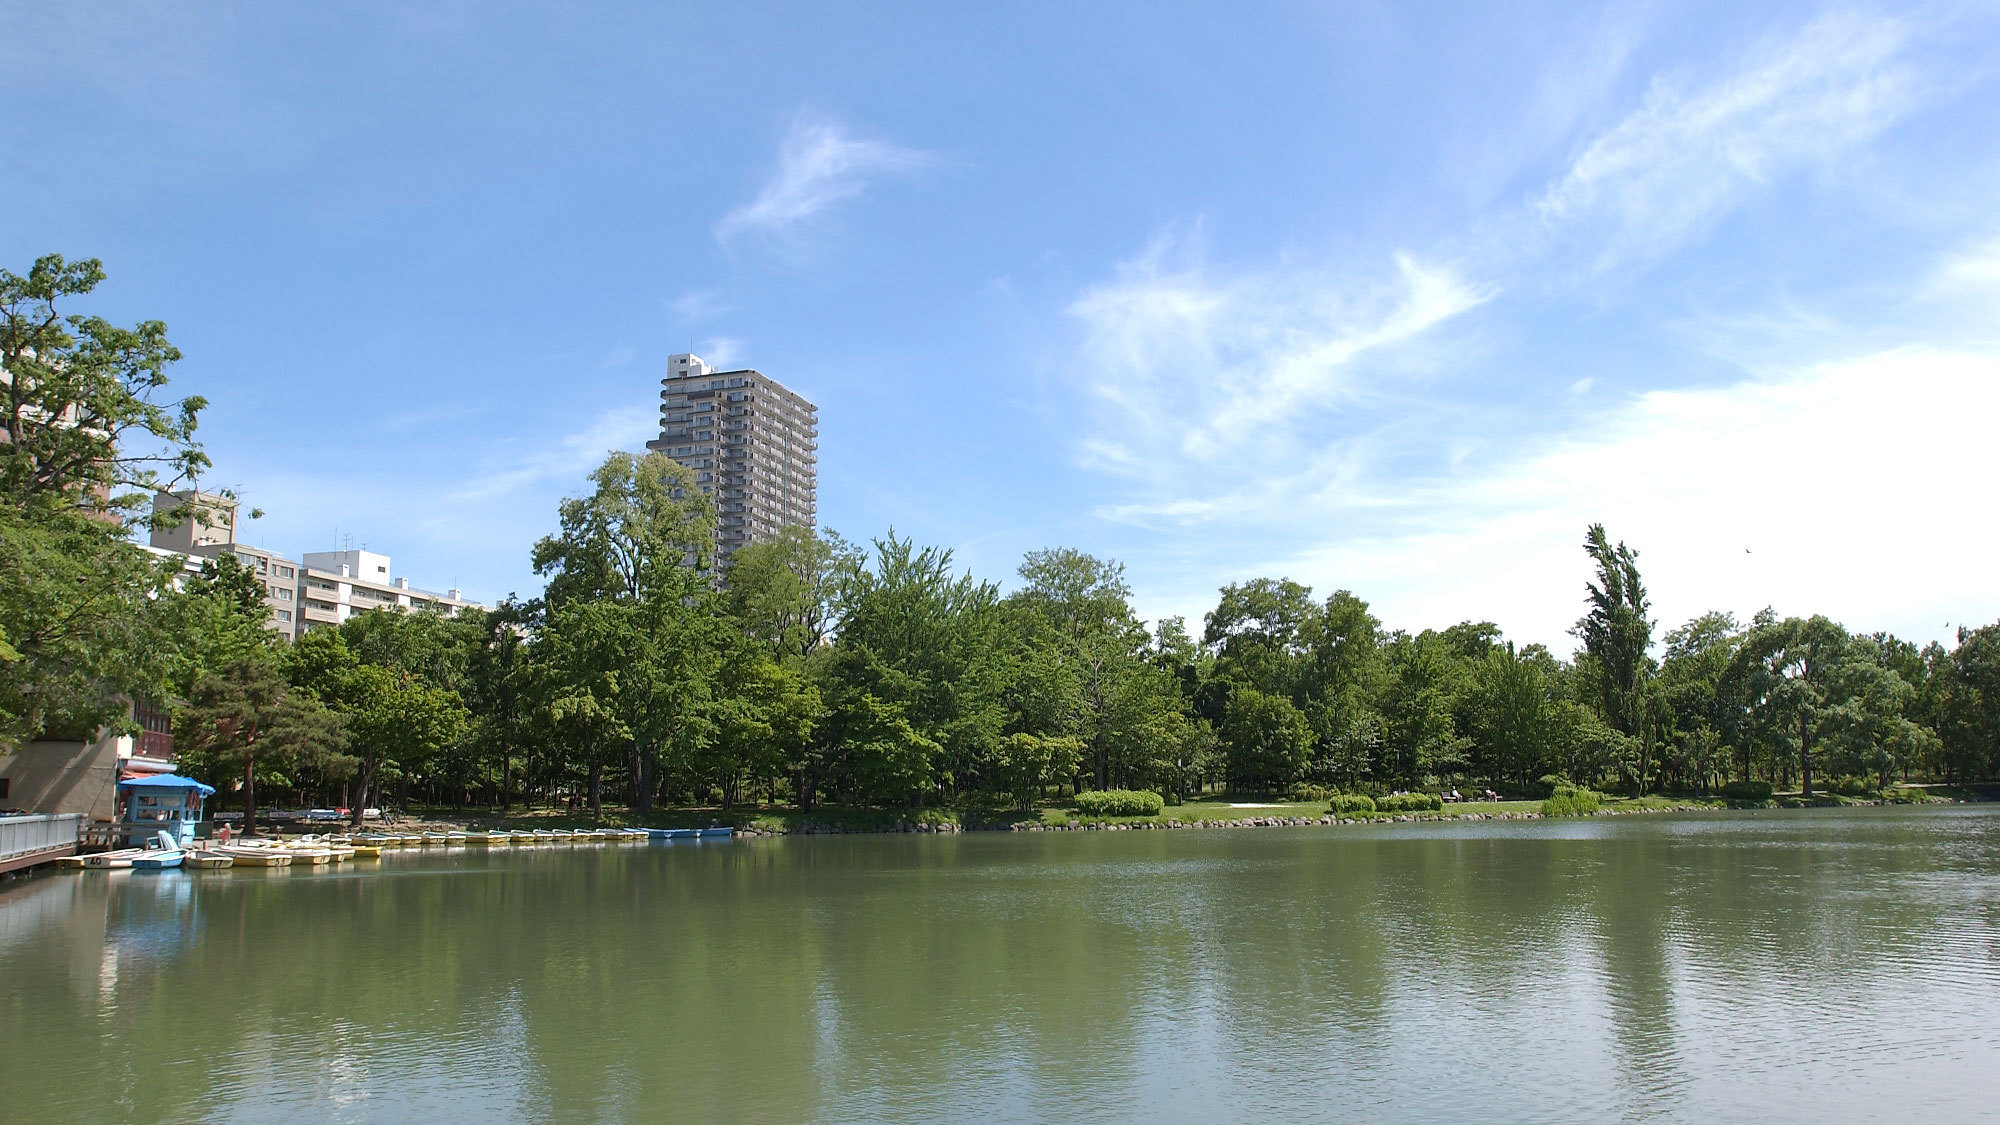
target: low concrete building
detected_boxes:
[295,549,485,634]
[0,700,177,823]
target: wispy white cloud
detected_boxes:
[670,289,730,321]
[716,113,931,241]
[448,404,657,503]
[1068,231,1489,502]
[1524,11,1917,276]
[701,336,745,368]
[1067,10,1971,648]
[1935,235,2000,290]
[1253,348,2000,652]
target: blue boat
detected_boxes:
[663,828,697,840]
[696,827,734,840]
[131,830,185,870]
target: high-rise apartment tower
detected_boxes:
[645,352,818,563]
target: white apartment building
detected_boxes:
[295,549,483,634]
[148,491,484,640]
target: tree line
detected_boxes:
[5,254,1998,825]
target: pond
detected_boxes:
[2,807,1996,1122]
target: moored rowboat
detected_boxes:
[132,833,185,869]
[83,848,146,869]
[214,845,291,867]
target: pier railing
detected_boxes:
[0,813,82,873]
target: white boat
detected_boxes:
[188,851,234,869]
[83,848,146,869]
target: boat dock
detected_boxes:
[45,823,740,877]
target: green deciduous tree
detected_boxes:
[1221,686,1312,792]
[1575,524,1656,791]
[176,655,346,835]
[725,524,860,660]
[1937,623,2000,783]
[1469,642,1564,788]
[1375,630,1466,787]
[1,254,206,522]
[828,533,1003,805]
[1728,614,1852,797]
[0,512,174,743]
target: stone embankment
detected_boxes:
[1011,811,1550,831]
[736,806,1734,837]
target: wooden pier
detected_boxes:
[0,813,82,875]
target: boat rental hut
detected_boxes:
[115,775,214,849]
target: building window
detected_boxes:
[276,609,293,622]
[0,778,9,800]
[278,565,294,578]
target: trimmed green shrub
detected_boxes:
[1328,793,1376,815]
[1719,780,1774,802]
[1533,774,1569,798]
[1073,789,1165,818]
[1541,784,1602,817]
[1828,776,1874,798]
[1377,792,1444,813]
[1287,782,1335,803]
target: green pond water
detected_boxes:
[2,808,1997,1123]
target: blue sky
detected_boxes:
[6,1,1999,651]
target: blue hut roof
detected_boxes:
[117,774,216,797]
